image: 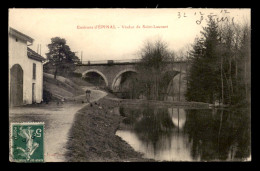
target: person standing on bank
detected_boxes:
[86,89,91,103]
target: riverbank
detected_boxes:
[104,96,210,109]
[65,98,154,162]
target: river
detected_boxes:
[116,106,251,161]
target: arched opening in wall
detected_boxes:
[83,71,108,88]
[166,72,187,101]
[10,64,23,106]
[112,70,138,99]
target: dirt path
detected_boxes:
[9,87,107,162]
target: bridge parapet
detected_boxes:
[79,59,188,66]
[81,59,141,65]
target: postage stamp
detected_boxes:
[10,122,44,162]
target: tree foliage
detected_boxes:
[46,37,80,79]
[186,19,250,106]
[135,39,174,100]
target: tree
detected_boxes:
[217,20,250,106]
[135,39,173,100]
[186,18,250,107]
[186,19,222,104]
[233,23,251,106]
[46,37,80,79]
[185,37,207,102]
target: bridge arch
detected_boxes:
[82,69,109,87]
[166,71,187,101]
[111,68,138,91]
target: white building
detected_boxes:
[9,27,45,106]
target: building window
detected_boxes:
[32,83,36,103]
[33,63,36,79]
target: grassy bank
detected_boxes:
[43,73,96,102]
[65,98,153,162]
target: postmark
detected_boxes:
[10,122,44,162]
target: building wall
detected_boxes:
[9,35,43,105]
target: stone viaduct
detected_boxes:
[74,59,189,95]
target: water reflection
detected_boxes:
[184,109,251,161]
[168,108,186,130]
[116,106,250,161]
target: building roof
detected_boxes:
[9,27,34,43]
[27,47,46,62]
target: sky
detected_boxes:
[9,8,250,61]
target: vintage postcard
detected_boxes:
[8,8,251,162]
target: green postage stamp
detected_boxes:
[10,122,44,162]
